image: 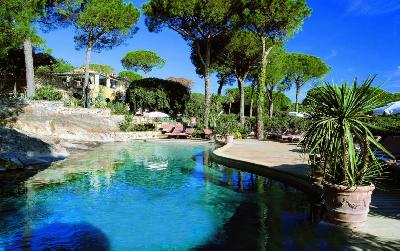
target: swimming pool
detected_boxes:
[0,142,348,250]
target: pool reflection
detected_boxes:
[0,142,349,250]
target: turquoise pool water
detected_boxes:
[0,142,348,250]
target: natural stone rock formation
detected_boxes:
[0,127,69,169]
[12,100,161,142]
[1,101,162,170]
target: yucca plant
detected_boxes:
[301,76,393,187]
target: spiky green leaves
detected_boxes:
[302,77,394,186]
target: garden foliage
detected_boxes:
[125,78,191,116]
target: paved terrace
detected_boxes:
[212,139,400,250]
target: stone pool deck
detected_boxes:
[212,139,400,250]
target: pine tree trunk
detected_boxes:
[249,83,255,118]
[268,89,274,118]
[195,39,211,128]
[238,77,245,126]
[83,45,93,108]
[217,81,223,96]
[295,81,300,113]
[257,38,266,140]
[257,38,274,140]
[203,42,211,128]
[24,37,35,98]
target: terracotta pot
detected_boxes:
[324,183,375,228]
[225,134,234,144]
[190,117,197,127]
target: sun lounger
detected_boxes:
[161,122,175,133]
[166,123,189,138]
[203,128,213,139]
[184,128,194,138]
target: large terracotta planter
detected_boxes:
[324,183,375,228]
[225,135,234,144]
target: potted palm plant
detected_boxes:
[301,77,393,228]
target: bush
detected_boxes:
[119,114,155,132]
[109,102,130,115]
[130,123,156,132]
[263,115,308,133]
[214,114,241,136]
[119,114,134,131]
[367,115,400,136]
[32,85,62,101]
[126,78,191,115]
[94,92,108,108]
[64,97,84,107]
[183,93,205,125]
[192,128,204,138]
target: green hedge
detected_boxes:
[367,115,400,136]
[32,85,62,101]
[126,78,190,116]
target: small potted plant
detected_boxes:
[215,116,238,144]
[301,77,393,228]
[225,132,234,144]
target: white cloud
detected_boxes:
[325,49,337,60]
[344,0,400,16]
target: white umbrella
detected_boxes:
[143,111,170,118]
[288,112,310,118]
[373,101,400,116]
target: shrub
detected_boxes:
[125,78,191,115]
[192,128,204,138]
[244,116,256,133]
[263,115,308,133]
[94,92,108,108]
[67,97,84,107]
[367,115,400,136]
[233,131,242,139]
[119,114,134,131]
[32,85,62,101]
[109,102,130,115]
[214,114,240,136]
[301,78,392,186]
[183,93,205,125]
[130,123,156,131]
[119,114,155,132]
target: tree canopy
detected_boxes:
[216,30,261,124]
[143,0,238,127]
[119,70,143,82]
[121,50,165,76]
[166,77,194,89]
[36,58,75,74]
[218,30,260,79]
[88,64,114,75]
[0,49,55,79]
[286,53,330,112]
[264,47,290,117]
[304,85,400,109]
[125,78,191,116]
[74,0,140,51]
[239,0,311,139]
[71,0,140,107]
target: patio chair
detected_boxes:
[277,130,290,141]
[203,128,213,139]
[161,122,174,134]
[184,128,194,138]
[166,123,184,138]
[289,132,305,142]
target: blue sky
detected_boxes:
[38,0,400,101]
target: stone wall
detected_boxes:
[13,100,161,142]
